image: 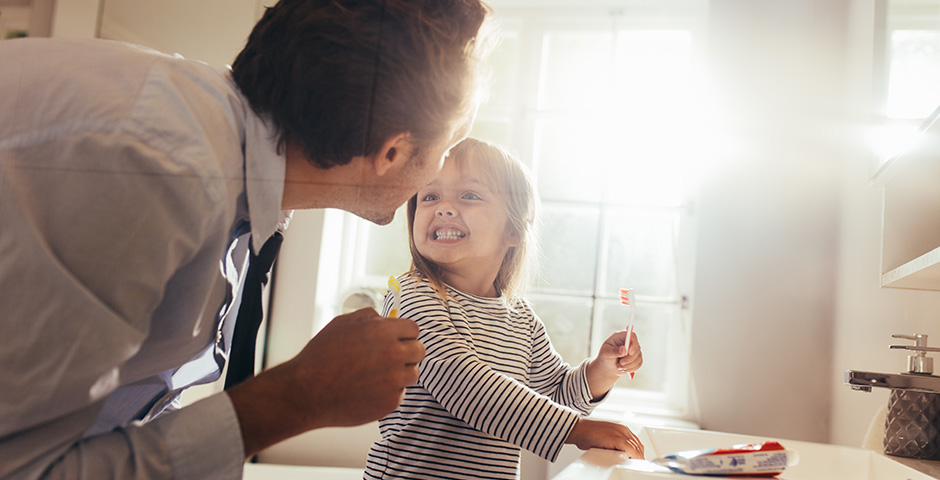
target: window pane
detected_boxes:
[593,299,673,393]
[888,30,940,119]
[363,206,411,277]
[601,151,685,207]
[614,30,693,117]
[539,31,614,110]
[535,205,600,295]
[533,118,608,203]
[600,208,678,298]
[602,30,692,208]
[486,31,520,110]
[528,294,592,363]
[470,117,514,147]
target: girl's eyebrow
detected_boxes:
[461,178,491,190]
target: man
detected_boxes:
[0,0,492,478]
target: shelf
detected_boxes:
[882,245,940,290]
[880,106,940,291]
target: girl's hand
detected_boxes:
[598,329,643,376]
[585,330,642,399]
[565,418,645,459]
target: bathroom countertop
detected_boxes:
[890,456,940,479]
[861,405,940,479]
[555,426,940,480]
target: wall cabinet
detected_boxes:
[878,108,940,290]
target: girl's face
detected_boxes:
[413,157,518,293]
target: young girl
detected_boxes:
[364,138,644,479]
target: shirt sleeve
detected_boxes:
[528,315,600,415]
[153,394,245,479]
[12,394,245,480]
[400,286,581,462]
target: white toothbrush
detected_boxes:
[619,288,635,379]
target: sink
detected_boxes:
[553,426,936,479]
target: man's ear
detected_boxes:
[373,133,413,177]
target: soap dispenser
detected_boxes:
[883,334,940,460]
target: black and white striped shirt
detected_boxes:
[364,273,597,479]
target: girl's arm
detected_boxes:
[419,317,579,461]
[527,318,598,413]
[527,314,646,458]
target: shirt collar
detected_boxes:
[229,69,291,255]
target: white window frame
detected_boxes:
[492,4,705,421]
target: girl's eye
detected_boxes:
[420,193,439,202]
[462,192,482,201]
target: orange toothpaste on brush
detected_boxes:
[619,288,635,379]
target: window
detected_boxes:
[325,3,707,420]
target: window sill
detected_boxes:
[589,397,700,431]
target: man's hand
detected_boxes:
[226,307,425,456]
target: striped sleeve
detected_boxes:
[527,313,599,415]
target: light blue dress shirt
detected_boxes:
[0,38,287,479]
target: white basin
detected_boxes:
[553,426,936,480]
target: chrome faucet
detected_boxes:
[844,334,940,394]
[846,334,940,460]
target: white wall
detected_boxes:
[695,0,940,450]
[97,0,265,66]
[687,0,847,444]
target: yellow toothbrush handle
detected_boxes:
[387,275,401,318]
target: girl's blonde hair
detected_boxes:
[406,137,539,302]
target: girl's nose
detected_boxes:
[436,202,456,217]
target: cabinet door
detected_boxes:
[880,107,940,290]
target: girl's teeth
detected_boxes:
[435,229,465,240]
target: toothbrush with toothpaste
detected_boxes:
[619,288,635,379]
[387,275,402,318]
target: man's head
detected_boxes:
[232,0,493,170]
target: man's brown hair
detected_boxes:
[232,0,493,169]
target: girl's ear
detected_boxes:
[504,222,522,247]
[373,133,413,177]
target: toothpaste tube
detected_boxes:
[651,441,797,477]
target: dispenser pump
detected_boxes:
[890,334,936,375]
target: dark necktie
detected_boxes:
[224,231,284,390]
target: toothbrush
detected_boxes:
[619,288,635,379]
[387,275,402,318]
